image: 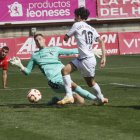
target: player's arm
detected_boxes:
[97,37,106,68]
[10,56,35,75]
[59,47,102,58]
[2,69,8,88]
[58,47,78,56]
[23,57,36,75]
[63,34,69,42]
[64,23,76,41]
[9,57,25,70]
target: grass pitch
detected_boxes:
[0,55,140,140]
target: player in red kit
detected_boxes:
[0,46,9,88]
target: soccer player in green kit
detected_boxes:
[10,34,99,104]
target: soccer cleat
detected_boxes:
[57,96,74,105]
[93,98,108,106]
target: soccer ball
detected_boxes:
[27,89,42,103]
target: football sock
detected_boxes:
[74,86,97,100]
[91,83,104,101]
[62,75,73,97]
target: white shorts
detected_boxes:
[71,57,97,77]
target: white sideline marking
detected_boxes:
[0,83,139,91]
[0,84,107,91]
[8,66,140,75]
[0,87,48,91]
[96,66,140,70]
[110,83,140,87]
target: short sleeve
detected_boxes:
[66,23,77,37]
[93,28,100,42]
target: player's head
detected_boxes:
[34,34,46,49]
[74,7,90,21]
[0,46,9,58]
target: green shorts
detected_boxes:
[48,75,65,94]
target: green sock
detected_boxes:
[74,86,96,100]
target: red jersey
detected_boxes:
[0,56,8,70]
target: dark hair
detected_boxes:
[34,33,44,40]
[2,46,9,51]
[74,7,90,20]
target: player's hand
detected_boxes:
[9,57,25,70]
[92,47,102,58]
[100,58,106,68]
[9,57,21,67]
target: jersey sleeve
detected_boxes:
[66,23,77,37]
[93,28,100,42]
[57,47,79,55]
[23,56,36,75]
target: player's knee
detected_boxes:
[85,79,95,87]
[74,94,85,104]
[61,67,69,75]
[86,82,93,87]
[71,83,78,90]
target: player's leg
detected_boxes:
[51,75,97,104]
[84,77,108,105]
[56,61,97,104]
[58,58,97,105]
[57,62,75,104]
[48,79,85,104]
[81,57,108,105]
[73,93,85,104]
[71,82,97,101]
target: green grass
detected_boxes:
[0,55,140,140]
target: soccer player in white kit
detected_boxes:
[58,7,108,105]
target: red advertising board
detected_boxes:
[119,32,140,55]
[97,0,140,19]
[1,32,140,60]
[15,37,38,59]
[46,35,77,48]
[45,33,119,55]
[0,32,120,59]
[14,35,79,59]
[94,32,119,55]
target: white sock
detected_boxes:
[62,75,73,97]
[91,83,104,101]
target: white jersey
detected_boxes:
[67,21,100,59]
